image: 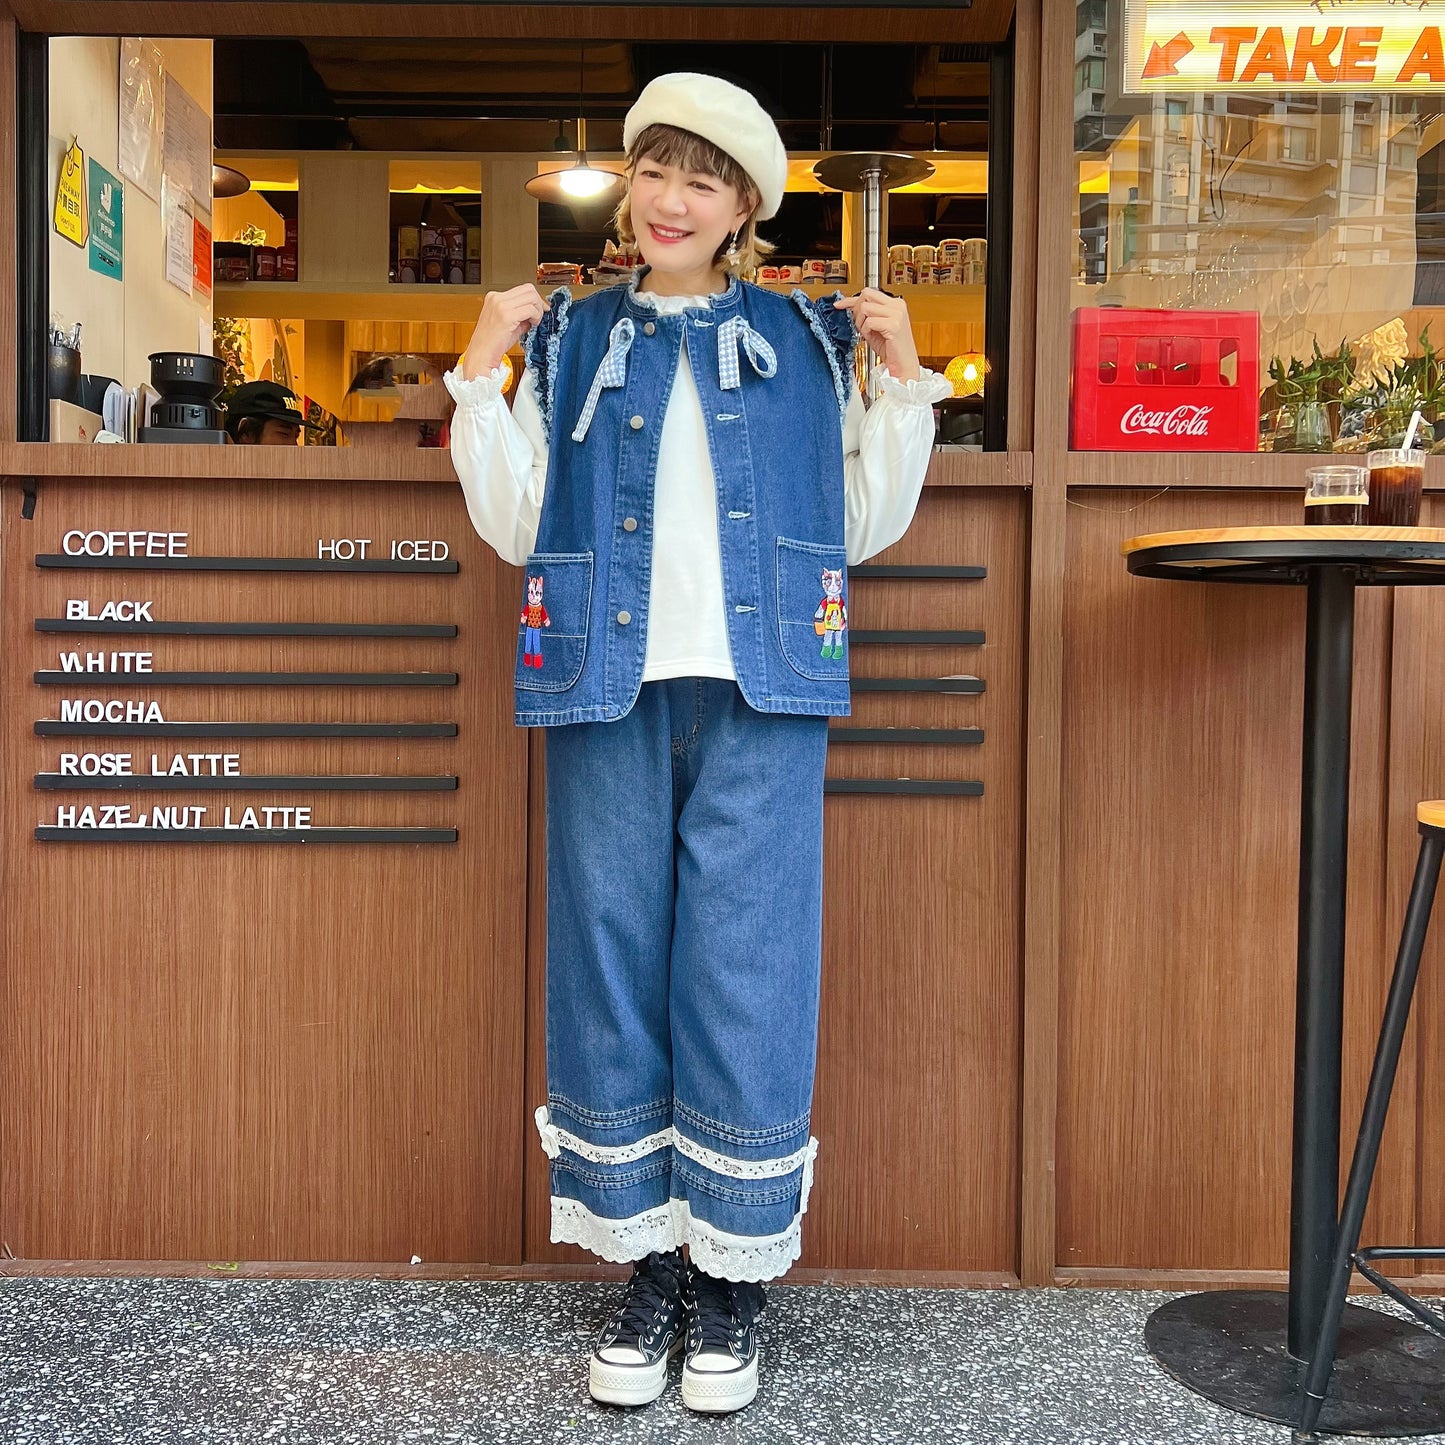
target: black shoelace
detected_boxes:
[607,1252,682,1345]
[688,1271,763,1354]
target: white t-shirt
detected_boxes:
[446,290,951,683]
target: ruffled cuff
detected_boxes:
[443,363,510,410]
[871,366,954,407]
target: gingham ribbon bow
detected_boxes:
[571,317,636,443]
[717,316,778,390]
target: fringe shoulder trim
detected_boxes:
[521,287,574,447]
[789,287,858,424]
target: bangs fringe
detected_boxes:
[614,122,775,278]
[629,123,754,197]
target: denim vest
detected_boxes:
[514,271,857,727]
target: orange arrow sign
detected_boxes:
[1142,31,1194,79]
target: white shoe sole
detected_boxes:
[681,1354,758,1414]
[589,1341,680,1408]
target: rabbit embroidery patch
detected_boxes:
[521,575,551,668]
[814,567,847,661]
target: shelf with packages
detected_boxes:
[213,280,986,322]
[208,149,990,428]
[241,284,988,425]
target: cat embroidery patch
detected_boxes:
[521,574,551,668]
[814,567,847,660]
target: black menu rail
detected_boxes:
[35,721,460,738]
[34,774,460,791]
[35,670,459,685]
[35,827,460,844]
[36,620,460,638]
[36,556,460,573]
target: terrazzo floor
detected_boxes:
[1,1277,1441,1445]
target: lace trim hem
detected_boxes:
[536,1107,816,1183]
[547,1195,814,1283]
[680,1203,806,1284]
[673,1132,817,1184]
[549,1199,677,1265]
[534,1106,672,1166]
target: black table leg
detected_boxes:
[1145,566,1445,1435]
[1290,563,1355,1360]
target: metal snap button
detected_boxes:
[629,415,645,430]
[643,321,656,336]
[616,610,632,626]
[622,517,638,532]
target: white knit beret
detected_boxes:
[623,72,788,221]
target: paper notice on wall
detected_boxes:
[162,72,211,208]
[192,216,212,300]
[162,180,194,295]
[118,38,164,202]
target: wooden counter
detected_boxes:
[0,455,1028,1278]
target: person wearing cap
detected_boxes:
[224,380,319,445]
[448,72,949,1414]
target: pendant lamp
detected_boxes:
[525,45,624,208]
[525,118,622,206]
[212,164,251,199]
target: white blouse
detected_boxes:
[446,290,952,684]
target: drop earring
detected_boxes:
[724,229,741,266]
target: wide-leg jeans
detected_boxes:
[537,677,829,1283]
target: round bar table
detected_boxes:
[1123,526,1445,1436]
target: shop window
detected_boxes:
[1076,0,1107,39]
[1280,128,1316,165]
[1068,0,1445,455]
[1391,139,1418,172]
[30,32,1011,449]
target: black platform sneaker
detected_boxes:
[588,1250,688,1407]
[681,1266,767,1414]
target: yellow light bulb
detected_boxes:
[944,352,988,398]
[559,166,614,199]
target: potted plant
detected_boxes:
[1344,321,1445,449]
[1266,340,1351,453]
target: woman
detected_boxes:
[448,71,950,1413]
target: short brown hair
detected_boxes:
[614,122,775,277]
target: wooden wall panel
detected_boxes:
[522,487,1026,1274]
[812,488,1025,1273]
[14,2,1015,44]
[1057,488,1406,1275]
[0,477,527,1264]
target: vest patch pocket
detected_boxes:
[775,537,849,682]
[517,551,593,693]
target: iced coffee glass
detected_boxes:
[1303,466,1368,526]
[1365,448,1427,527]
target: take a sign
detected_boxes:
[1124,3,1445,92]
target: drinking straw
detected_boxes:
[1403,408,1423,452]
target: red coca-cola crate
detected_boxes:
[1072,308,1260,451]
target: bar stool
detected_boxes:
[1298,803,1445,1437]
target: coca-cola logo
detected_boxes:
[1120,403,1213,437]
